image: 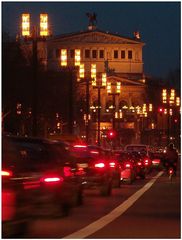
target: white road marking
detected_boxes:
[64,171,164,239]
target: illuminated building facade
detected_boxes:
[37,25,147,145]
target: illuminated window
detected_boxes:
[75,49,81,66]
[121,50,125,59]
[114,50,118,59]
[128,50,133,59]
[60,49,67,66]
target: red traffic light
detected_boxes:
[107,129,117,139]
[158,107,163,113]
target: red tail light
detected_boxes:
[169,169,174,174]
[109,162,116,168]
[137,162,142,166]
[73,144,87,148]
[1,170,12,177]
[95,162,105,168]
[125,163,131,168]
[90,150,99,155]
[144,159,149,166]
[63,166,73,177]
[41,176,64,183]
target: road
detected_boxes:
[26,170,180,238]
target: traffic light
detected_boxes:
[107,129,117,139]
[158,107,163,113]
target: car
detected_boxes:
[2,136,30,238]
[129,152,146,179]
[67,144,113,196]
[149,151,163,170]
[2,135,83,229]
[125,144,152,173]
[124,144,150,155]
[114,151,136,184]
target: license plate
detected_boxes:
[77,163,88,168]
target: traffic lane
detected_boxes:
[89,173,180,238]
[27,172,157,238]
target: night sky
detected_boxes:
[2,1,181,79]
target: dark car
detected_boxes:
[2,136,83,237]
[2,136,30,238]
[114,151,136,184]
[129,152,146,179]
[67,144,113,196]
[149,151,163,170]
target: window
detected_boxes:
[70,49,74,58]
[128,50,133,59]
[92,50,97,58]
[56,49,60,58]
[48,49,53,59]
[99,50,104,58]
[114,50,118,59]
[121,50,125,59]
[85,49,90,58]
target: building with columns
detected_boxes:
[36,22,148,145]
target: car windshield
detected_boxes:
[126,146,147,154]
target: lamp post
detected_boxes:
[77,63,97,143]
[21,13,49,137]
[92,73,107,146]
[107,82,121,130]
[162,88,179,145]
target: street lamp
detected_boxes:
[77,63,97,143]
[92,73,107,146]
[162,88,180,145]
[107,82,121,130]
[21,13,49,137]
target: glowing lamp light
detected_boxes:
[116,82,121,94]
[176,97,180,106]
[102,73,107,87]
[169,89,175,105]
[40,13,48,37]
[149,103,153,112]
[107,82,112,94]
[91,64,97,86]
[162,89,167,104]
[75,49,81,66]
[60,49,67,66]
[22,13,30,37]
[79,64,85,80]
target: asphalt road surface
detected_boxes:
[27,169,180,239]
